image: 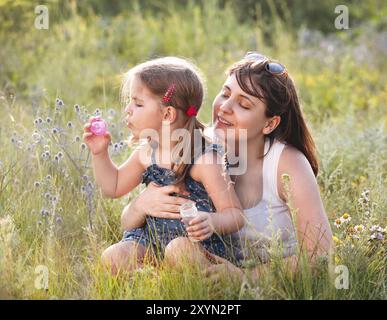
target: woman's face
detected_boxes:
[212,74,270,143]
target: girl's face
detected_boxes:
[124,76,164,139]
[212,74,269,143]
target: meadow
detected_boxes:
[0,1,386,299]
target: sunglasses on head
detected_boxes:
[244,52,288,76]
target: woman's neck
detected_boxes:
[231,135,266,169]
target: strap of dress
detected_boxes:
[149,142,158,165]
[193,143,225,163]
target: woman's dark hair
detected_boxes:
[228,56,319,176]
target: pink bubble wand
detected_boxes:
[90,117,107,136]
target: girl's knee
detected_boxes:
[101,241,144,275]
[164,237,194,266]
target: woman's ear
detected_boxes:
[263,116,281,135]
[162,106,178,123]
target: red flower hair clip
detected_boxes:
[163,84,176,103]
[186,105,197,117]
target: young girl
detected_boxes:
[83,57,244,275]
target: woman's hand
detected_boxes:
[133,182,193,220]
[83,118,111,155]
[185,211,214,241]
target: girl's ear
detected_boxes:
[162,106,178,123]
[263,116,281,135]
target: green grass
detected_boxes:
[0,1,386,299]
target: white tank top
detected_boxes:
[235,138,298,263]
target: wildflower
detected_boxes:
[55,216,63,224]
[52,128,58,134]
[32,132,41,143]
[341,213,351,223]
[334,218,342,228]
[332,235,342,245]
[74,104,80,112]
[370,233,384,240]
[46,174,52,180]
[34,117,43,126]
[16,140,23,149]
[334,256,341,264]
[81,143,87,150]
[354,225,366,233]
[370,225,382,232]
[44,192,51,200]
[67,121,73,128]
[34,181,41,188]
[56,98,64,107]
[361,189,370,198]
[37,220,42,226]
[41,209,49,217]
[57,152,63,158]
[44,151,51,158]
[82,174,89,181]
[51,195,58,204]
[46,117,52,124]
[54,155,60,162]
[74,136,81,142]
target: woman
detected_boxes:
[119,52,332,279]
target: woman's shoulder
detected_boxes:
[276,144,316,202]
[279,145,312,173]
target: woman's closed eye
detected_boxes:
[239,103,249,110]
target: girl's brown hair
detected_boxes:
[121,57,210,184]
[229,55,319,176]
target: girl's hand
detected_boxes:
[83,117,112,155]
[135,182,193,219]
[185,211,214,241]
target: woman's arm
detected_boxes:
[187,151,245,239]
[278,146,333,258]
[121,182,193,230]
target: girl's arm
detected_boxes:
[188,151,245,238]
[84,121,145,199]
[91,146,145,199]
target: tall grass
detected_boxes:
[0,1,386,299]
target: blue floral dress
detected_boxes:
[122,143,235,261]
